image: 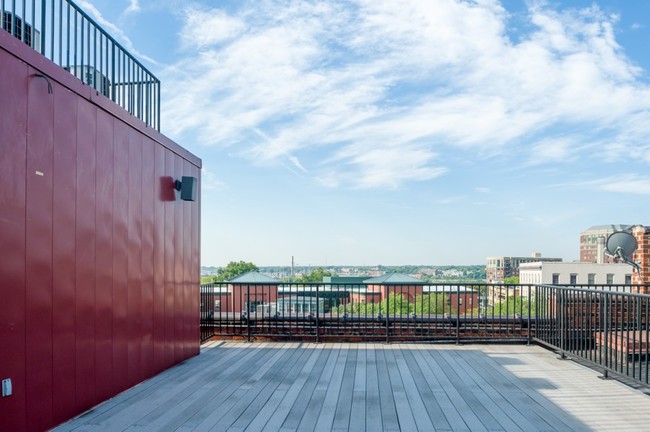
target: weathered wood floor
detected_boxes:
[56,342,650,431]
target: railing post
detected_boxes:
[385,291,390,344]
[41,0,47,55]
[560,289,566,359]
[315,283,320,343]
[603,292,609,378]
[246,284,251,342]
[527,285,532,346]
[456,284,460,345]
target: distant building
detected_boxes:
[519,261,632,286]
[486,253,562,283]
[580,224,631,263]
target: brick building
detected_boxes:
[580,224,631,263]
[486,253,562,283]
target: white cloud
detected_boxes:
[180,7,246,49]
[201,167,226,191]
[76,0,159,65]
[578,175,650,195]
[160,0,650,189]
[475,187,490,194]
[125,0,140,15]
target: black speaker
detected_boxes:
[179,176,197,201]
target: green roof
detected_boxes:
[363,272,424,284]
[228,271,280,283]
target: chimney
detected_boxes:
[596,237,604,264]
[631,225,650,292]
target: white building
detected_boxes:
[519,261,632,286]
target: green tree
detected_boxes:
[503,276,519,284]
[491,295,533,317]
[412,293,454,315]
[213,261,258,282]
[296,267,334,283]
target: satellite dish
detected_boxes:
[605,231,641,273]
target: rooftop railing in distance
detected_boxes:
[1,0,160,131]
[200,282,537,344]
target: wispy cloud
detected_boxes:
[475,187,491,194]
[160,0,650,189]
[124,0,140,15]
[574,175,650,195]
[76,0,159,65]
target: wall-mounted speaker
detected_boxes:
[174,176,197,201]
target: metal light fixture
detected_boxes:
[174,176,197,201]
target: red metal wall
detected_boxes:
[0,33,201,432]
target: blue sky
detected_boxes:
[79,0,650,266]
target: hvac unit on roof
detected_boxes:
[2,10,41,51]
[65,65,111,98]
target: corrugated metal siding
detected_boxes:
[0,35,201,432]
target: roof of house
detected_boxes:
[364,272,424,284]
[228,271,280,283]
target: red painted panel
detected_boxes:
[141,137,155,379]
[25,65,55,432]
[192,166,201,353]
[52,86,79,424]
[164,150,176,368]
[182,161,191,357]
[112,121,130,391]
[174,156,184,363]
[1,37,201,432]
[0,48,28,432]
[75,97,98,411]
[95,109,115,401]
[127,129,143,385]
[153,144,166,373]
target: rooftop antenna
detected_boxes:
[604,231,641,273]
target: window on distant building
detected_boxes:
[588,274,595,285]
[606,274,614,285]
[552,274,560,284]
[214,299,221,311]
[625,274,632,285]
[570,274,577,285]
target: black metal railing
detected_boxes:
[534,284,650,386]
[200,282,540,344]
[1,0,160,130]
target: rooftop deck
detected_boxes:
[57,341,650,431]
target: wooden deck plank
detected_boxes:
[365,344,384,432]
[383,345,419,432]
[155,343,296,431]
[400,348,453,431]
[145,343,281,431]
[413,346,484,431]
[348,345,367,432]
[216,344,306,431]
[260,344,325,432]
[331,344,357,431]
[441,349,533,431]
[57,342,650,432]
[476,346,589,431]
[281,346,331,430]
[434,348,505,431]
[297,347,340,432]
[82,342,263,430]
[376,345,400,432]
[313,346,349,432]
[393,345,437,432]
